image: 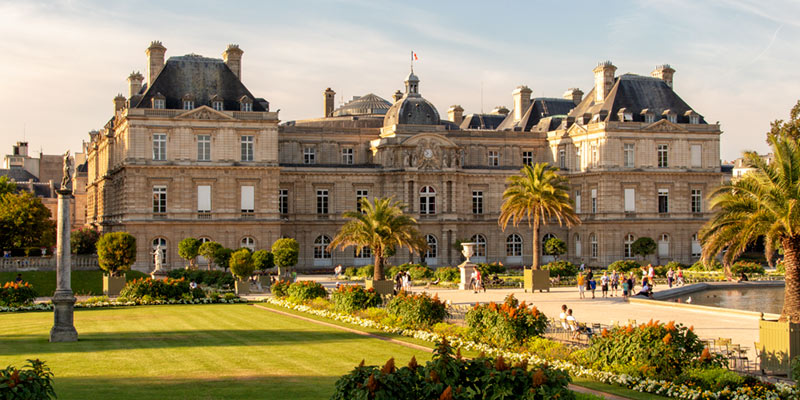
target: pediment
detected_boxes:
[400,132,458,148]
[643,119,687,132]
[566,123,587,136]
[175,106,235,120]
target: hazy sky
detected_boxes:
[1,0,799,161]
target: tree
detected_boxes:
[544,237,567,260]
[700,132,800,321]
[178,237,201,269]
[96,232,136,276]
[215,247,233,271]
[272,238,299,277]
[198,241,225,270]
[229,248,254,281]
[329,197,427,281]
[499,163,580,270]
[252,250,274,271]
[0,176,16,198]
[70,228,100,255]
[0,192,56,252]
[631,237,656,261]
[767,100,800,141]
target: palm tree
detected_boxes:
[700,134,800,322]
[328,197,427,281]
[499,163,580,270]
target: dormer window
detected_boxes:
[152,93,166,109]
[181,94,194,110]
[617,107,633,122]
[663,109,677,123]
[210,95,224,111]
[641,109,655,124]
[579,113,592,124]
[239,96,253,112]
[684,110,700,124]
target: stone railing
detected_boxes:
[0,255,99,271]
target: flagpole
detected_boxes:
[410,50,413,73]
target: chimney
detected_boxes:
[447,105,464,125]
[127,71,144,98]
[15,142,28,157]
[563,88,583,105]
[651,64,675,88]
[491,106,509,115]
[512,85,532,123]
[392,89,403,103]
[592,61,617,102]
[146,41,166,88]
[323,87,336,117]
[113,94,126,113]
[223,44,244,80]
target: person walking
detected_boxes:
[470,269,478,293]
[600,271,609,298]
[577,272,585,299]
[610,270,619,297]
[586,268,595,299]
[621,273,630,299]
[475,268,484,293]
[676,267,685,286]
[667,267,675,288]
[402,271,410,291]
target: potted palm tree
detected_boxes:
[96,232,136,296]
[499,163,580,292]
[329,197,427,295]
[700,129,800,375]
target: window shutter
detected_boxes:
[241,186,254,211]
[624,188,635,212]
[198,185,211,212]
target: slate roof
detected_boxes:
[498,98,576,131]
[459,113,507,130]
[332,93,392,117]
[131,54,268,112]
[569,74,706,123]
[384,94,440,126]
[0,168,38,182]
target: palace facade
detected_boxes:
[86,42,723,271]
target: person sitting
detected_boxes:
[559,304,569,330]
[189,280,198,290]
[14,273,23,284]
[566,309,593,339]
[636,282,653,298]
[738,272,749,282]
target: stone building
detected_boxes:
[86,42,723,271]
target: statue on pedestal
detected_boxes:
[61,150,72,192]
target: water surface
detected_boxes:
[663,286,783,314]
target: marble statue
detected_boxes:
[61,151,72,191]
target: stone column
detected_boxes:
[50,189,78,342]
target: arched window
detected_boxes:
[470,234,486,257]
[419,186,436,215]
[590,233,598,258]
[574,234,582,257]
[197,237,211,265]
[506,234,522,257]
[658,233,670,258]
[624,234,635,259]
[241,236,255,251]
[691,233,701,258]
[152,237,167,266]
[542,233,557,255]
[354,246,371,259]
[314,235,331,259]
[425,235,438,259]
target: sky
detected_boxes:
[1,0,799,162]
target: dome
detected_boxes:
[332,93,391,117]
[383,95,441,126]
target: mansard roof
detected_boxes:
[131,54,268,111]
[460,113,507,130]
[498,97,577,131]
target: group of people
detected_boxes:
[576,264,687,300]
[394,270,412,292]
[559,304,593,339]
[469,268,485,293]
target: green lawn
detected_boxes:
[0,304,434,399]
[0,270,148,296]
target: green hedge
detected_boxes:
[167,269,235,288]
[119,278,204,302]
[607,260,640,273]
[543,261,578,277]
[433,267,459,282]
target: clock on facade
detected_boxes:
[423,149,433,159]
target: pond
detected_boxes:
[662,286,784,314]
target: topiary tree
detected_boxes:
[214,247,234,271]
[544,237,567,260]
[632,237,657,261]
[229,248,254,281]
[178,237,201,269]
[70,227,100,255]
[272,238,299,277]
[252,250,274,272]
[198,241,222,270]
[96,232,136,277]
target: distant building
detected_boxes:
[731,153,773,179]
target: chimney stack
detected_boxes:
[512,85,532,123]
[651,64,675,88]
[392,90,403,103]
[447,105,464,125]
[113,94,126,113]
[491,106,509,115]
[146,41,166,88]
[223,44,244,80]
[323,88,336,117]
[592,61,617,103]
[127,71,144,98]
[563,88,583,105]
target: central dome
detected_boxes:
[383,70,440,126]
[332,93,391,117]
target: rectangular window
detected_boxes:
[197,185,211,213]
[356,189,368,212]
[241,102,252,112]
[591,144,598,167]
[152,186,167,213]
[624,188,635,212]
[657,144,669,168]
[154,99,165,109]
[152,133,166,161]
[691,189,702,213]
[559,149,566,169]
[240,135,254,162]
[575,190,581,214]
[624,143,634,167]
[472,191,484,215]
[342,148,354,165]
[522,151,533,166]
[488,151,499,167]
[279,189,288,214]
[197,135,211,161]
[591,236,598,258]
[212,101,223,111]
[304,148,316,164]
[658,189,669,213]
[183,100,194,110]
[316,189,329,215]
[645,114,655,123]
[241,186,254,213]
[591,189,597,214]
[690,144,702,167]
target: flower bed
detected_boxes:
[286,280,327,302]
[0,296,249,313]
[0,281,38,307]
[119,277,205,302]
[386,291,448,329]
[465,294,548,348]
[329,284,381,313]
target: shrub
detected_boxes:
[407,265,433,280]
[167,269,234,288]
[96,232,136,276]
[330,285,382,313]
[252,250,274,271]
[178,238,201,268]
[465,294,548,349]
[287,281,327,302]
[331,339,574,400]
[665,261,688,270]
[0,359,55,399]
[475,262,506,276]
[119,277,204,301]
[654,264,668,277]
[731,261,765,275]
[70,227,100,255]
[585,320,712,380]
[272,238,299,274]
[271,280,290,297]
[0,282,38,307]
[544,237,567,258]
[607,260,640,273]
[674,367,744,392]
[543,261,578,277]
[386,291,448,329]
[433,267,459,282]
[690,259,722,271]
[198,241,223,267]
[525,336,575,362]
[631,237,656,259]
[229,248,255,280]
[343,267,358,278]
[356,265,374,278]
[431,322,468,338]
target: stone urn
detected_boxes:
[457,242,478,291]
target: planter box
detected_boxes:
[524,269,550,292]
[235,280,250,296]
[103,273,126,296]
[257,276,271,292]
[365,279,394,296]
[759,319,800,375]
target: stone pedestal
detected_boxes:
[50,189,77,342]
[150,269,169,280]
[458,262,476,291]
